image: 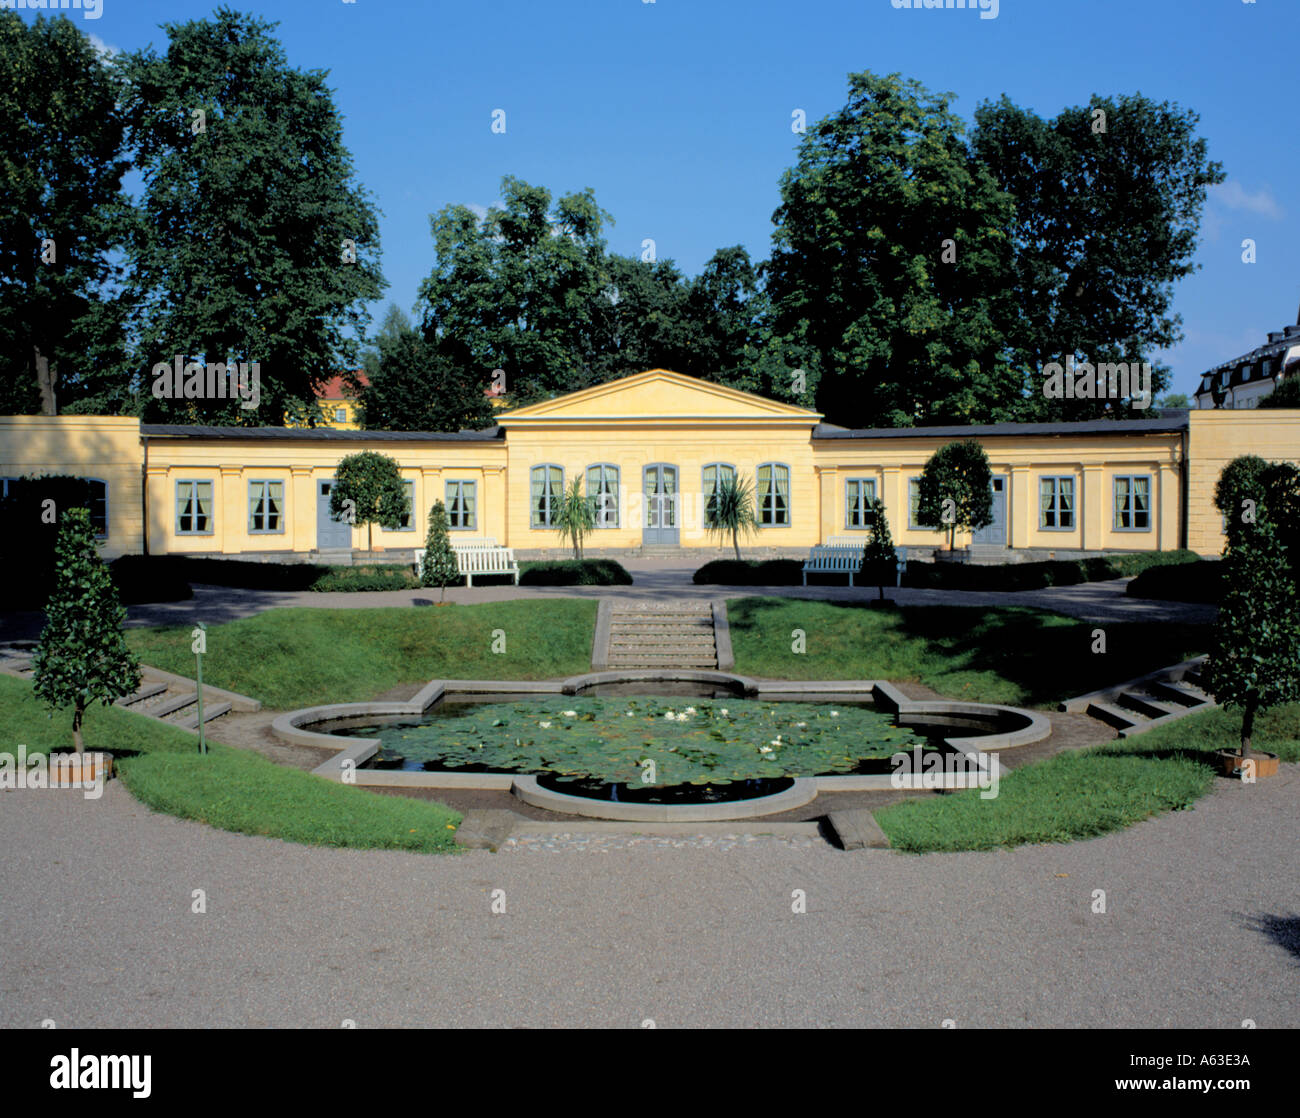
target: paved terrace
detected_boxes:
[0,562,1216,641]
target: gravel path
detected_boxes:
[2,765,1295,1029]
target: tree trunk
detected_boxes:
[72,699,84,754]
[732,529,740,561]
[367,521,373,555]
[35,346,57,416]
[1240,694,1257,760]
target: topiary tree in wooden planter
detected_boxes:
[32,507,141,753]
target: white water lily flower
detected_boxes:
[663,711,675,720]
[538,721,552,729]
[770,738,782,747]
[796,722,807,729]
[562,710,577,718]
[720,708,729,716]
[684,706,696,715]
[626,711,635,717]
[830,710,839,717]
[759,745,773,754]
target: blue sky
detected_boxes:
[59,0,1300,398]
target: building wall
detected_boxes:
[501,422,821,552]
[1186,408,1300,555]
[811,433,1183,554]
[0,416,144,559]
[144,436,506,557]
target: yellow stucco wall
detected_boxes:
[144,436,506,556]
[1186,409,1300,555]
[10,375,1298,564]
[0,416,144,559]
[813,432,1184,553]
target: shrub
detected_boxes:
[518,559,633,586]
[32,508,141,752]
[902,550,1200,592]
[1126,560,1221,603]
[310,566,418,592]
[693,559,805,585]
[110,556,194,604]
[419,500,461,600]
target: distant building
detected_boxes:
[311,371,368,429]
[1195,308,1300,409]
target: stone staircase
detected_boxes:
[1062,656,1217,737]
[0,642,254,732]
[604,602,718,669]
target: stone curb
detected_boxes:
[591,599,614,670]
[711,600,734,670]
[825,809,891,850]
[511,774,820,822]
[139,665,262,712]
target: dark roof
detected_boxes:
[140,424,503,441]
[812,414,1189,440]
[1198,323,1300,394]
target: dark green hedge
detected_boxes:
[693,559,807,585]
[1126,560,1223,604]
[518,559,633,586]
[901,549,1203,592]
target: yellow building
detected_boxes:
[2,369,1298,563]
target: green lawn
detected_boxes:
[128,599,598,708]
[726,597,1209,708]
[874,701,1300,853]
[2,674,461,853]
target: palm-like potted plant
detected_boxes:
[704,473,759,561]
[555,477,596,561]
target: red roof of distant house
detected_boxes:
[317,371,369,400]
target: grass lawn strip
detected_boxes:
[0,675,460,853]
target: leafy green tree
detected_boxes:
[0,13,133,416]
[119,8,384,425]
[32,507,141,753]
[971,93,1222,420]
[1156,393,1190,409]
[765,70,1020,428]
[704,473,759,560]
[1257,377,1300,409]
[554,477,596,561]
[360,316,494,432]
[1201,518,1300,762]
[420,177,611,404]
[1213,455,1300,567]
[916,440,994,551]
[861,497,897,601]
[420,500,461,602]
[330,451,407,554]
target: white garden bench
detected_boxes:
[413,539,519,585]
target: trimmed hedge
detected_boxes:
[693,559,806,585]
[104,555,418,603]
[901,549,1203,592]
[1126,559,1223,604]
[518,559,633,585]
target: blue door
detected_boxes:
[972,476,1006,545]
[317,480,352,550]
[642,464,679,546]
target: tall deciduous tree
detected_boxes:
[971,93,1223,420]
[765,71,1020,429]
[33,507,141,753]
[360,314,494,432]
[0,14,133,416]
[120,8,384,425]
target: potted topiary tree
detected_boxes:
[420,500,461,603]
[32,507,141,781]
[915,440,993,562]
[330,450,409,557]
[860,497,897,605]
[1201,516,1299,779]
[704,473,759,561]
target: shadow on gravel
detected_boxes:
[1238,912,1300,962]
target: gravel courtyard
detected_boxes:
[2,763,1295,1029]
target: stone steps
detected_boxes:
[1065,656,1217,738]
[603,602,720,669]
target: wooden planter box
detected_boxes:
[1215,749,1279,779]
[48,754,113,786]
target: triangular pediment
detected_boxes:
[497,370,822,426]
